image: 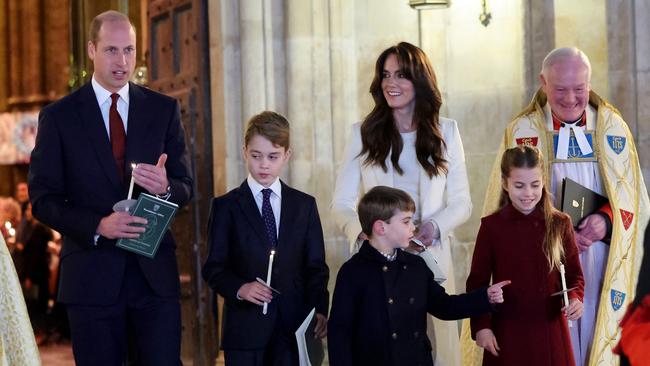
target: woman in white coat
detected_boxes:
[331,42,471,366]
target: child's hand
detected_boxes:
[314,313,328,339]
[563,298,583,320]
[487,280,511,304]
[357,232,368,241]
[476,328,500,356]
[237,281,273,305]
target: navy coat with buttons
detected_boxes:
[328,241,491,366]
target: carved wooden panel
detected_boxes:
[147,0,215,364]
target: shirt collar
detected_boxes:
[551,111,586,131]
[246,175,282,198]
[91,75,130,107]
[358,240,410,264]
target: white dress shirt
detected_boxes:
[247,175,282,237]
[91,75,130,137]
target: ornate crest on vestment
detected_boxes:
[515,137,538,147]
[606,135,626,155]
[620,209,634,230]
[610,289,626,311]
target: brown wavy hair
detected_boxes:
[359,42,447,178]
[499,146,566,272]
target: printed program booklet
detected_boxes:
[116,193,178,258]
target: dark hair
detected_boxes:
[500,145,565,271]
[358,186,416,237]
[359,42,447,179]
[88,10,134,44]
[244,111,291,149]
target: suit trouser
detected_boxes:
[224,322,298,366]
[67,254,182,366]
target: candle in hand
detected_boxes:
[263,249,275,315]
[127,163,137,200]
[560,263,572,327]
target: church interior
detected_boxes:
[0,0,649,365]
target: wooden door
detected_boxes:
[146,1,215,364]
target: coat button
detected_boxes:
[392,332,398,340]
[403,264,408,269]
[382,265,388,272]
[414,331,419,338]
[388,298,394,304]
[409,297,415,304]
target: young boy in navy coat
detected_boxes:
[328,186,509,366]
[202,111,329,365]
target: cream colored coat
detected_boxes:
[331,118,472,278]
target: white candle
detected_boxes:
[560,263,572,327]
[127,163,137,200]
[262,250,275,315]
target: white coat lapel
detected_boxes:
[366,160,394,188]
[418,166,432,219]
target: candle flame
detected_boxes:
[131,163,137,169]
[271,250,275,255]
[4,221,11,230]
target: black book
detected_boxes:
[560,178,608,227]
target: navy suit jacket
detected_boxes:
[29,82,192,305]
[202,180,329,350]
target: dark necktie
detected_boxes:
[261,188,278,247]
[110,93,126,181]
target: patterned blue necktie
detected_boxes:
[261,188,278,247]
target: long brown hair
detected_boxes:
[359,42,447,178]
[499,146,566,272]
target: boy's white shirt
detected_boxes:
[247,174,281,236]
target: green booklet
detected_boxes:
[116,193,178,258]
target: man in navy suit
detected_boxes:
[28,10,192,366]
[202,111,329,365]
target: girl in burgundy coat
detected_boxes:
[467,146,585,366]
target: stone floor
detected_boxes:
[38,344,226,366]
[39,342,75,366]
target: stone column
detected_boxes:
[523,0,555,100]
[240,0,269,117]
[217,0,245,189]
[215,0,287,189]
[606,0,636,132]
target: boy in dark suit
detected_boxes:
[328,186,510,366]
[202,111,329,365]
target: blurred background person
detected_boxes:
[20,202,54,344]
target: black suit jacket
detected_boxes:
[202,180,329,350]
[28,82,192,305]
[328,242,491,366]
